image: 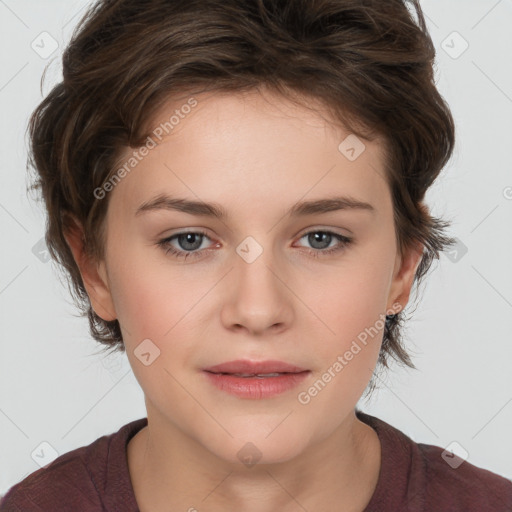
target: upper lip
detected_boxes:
[203,359,308,374]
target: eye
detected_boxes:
[295,230,353,258]
[157,229,353,260]
[157,230,215,260]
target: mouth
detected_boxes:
[202,360,310,399]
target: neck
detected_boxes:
[127,406,381,512]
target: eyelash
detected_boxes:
[157,229,353,261]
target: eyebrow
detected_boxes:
[135,194,376,219]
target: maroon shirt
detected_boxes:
[1,410,511,511]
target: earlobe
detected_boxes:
[63,218,117,322]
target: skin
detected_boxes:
[66,87,423,512]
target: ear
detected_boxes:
[64,217,117,322]
[386,240,424,314]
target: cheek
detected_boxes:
[109,269,170,339]
[293,245,394,402]
[302,250,393,343]
[106,238,205,339]
[293,274,387,425]
[107,256,204,396]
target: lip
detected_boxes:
[202,359,310,399]
[203,359,308,374]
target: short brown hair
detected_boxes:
[27,0,456,391]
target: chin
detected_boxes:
[200,423,310,467]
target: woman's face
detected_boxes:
[85,88,420,465]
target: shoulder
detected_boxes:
[0,418,147,512]
[417,442,512,510]
[357,410,512,511]
[0,446,102,511]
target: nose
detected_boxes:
[220,245,294,337]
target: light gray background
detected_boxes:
[1,0,511,495]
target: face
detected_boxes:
[73,88,421,466]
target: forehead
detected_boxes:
[110,89,390,218]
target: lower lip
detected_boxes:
[203,371,310,399]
